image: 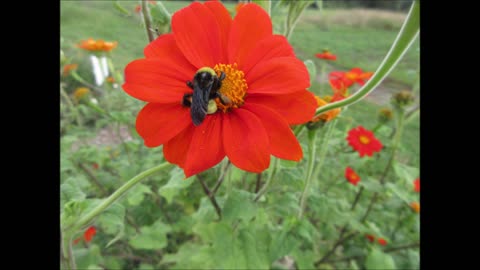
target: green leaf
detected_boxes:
[96,202,125,248]
[162,242,213,269]
[365,248,396,270]
[158,167,193,204]
[129,220,171,250]
[222,189,257,223]
[126,183,151,206]
[393,162,419,184]
[138,264,155,270]
[238,225,271,269]
[291,249,316,270]
[269,229,298,262]
[386,182,411,203]
[60,178,86,205]
[304,59,317,86]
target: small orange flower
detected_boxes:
[365,234,375,242]
[62,64,78,76]
[345,166,361,186]
[78,38,117,52]
[235,2,246,13]
[106,76,115,83]
[377,238,387,246]
[315,50,336,61]
[410,202,420,213]
[73,87,90,100]
[413,178,420,192]
[346,126,383,157]
[312,96,340,122]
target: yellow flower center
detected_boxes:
[213,63,248,112]
[359,135,370,144]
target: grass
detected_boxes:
[60,0,419,167]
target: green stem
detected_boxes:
[314,0,419,117]
[61,233,76,270]
[298,120,336,218]
[254,157,278,202]
[298,129,318,219]
[60,87,83,127]
[70,70,105,96]
[66,162,172,234]
[371,122,384,134]
[141,0,155,42]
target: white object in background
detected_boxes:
[100,56,109,79]
[90,55,105,86]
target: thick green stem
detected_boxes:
[298,120,337,218]
[66,162,172,234]
[254,157,278,202]
[314,0,419,117]
[298,129,318,219]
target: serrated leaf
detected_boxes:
[129,220,171,250]
[393,163,419,184]
[365,248,396,269]
[162,242,213,269]
[291,249,316,270]
[222,189,257,223]
[97,202,125,247]
[158,167,193,204]
[126,183,151,206]
[269,229,298,262]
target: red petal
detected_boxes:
[204,1,232,62]
[172,2,223,68]
[123,58,195,103]
[240,35,295,76]
[136,103,192,147]
[246,90,317,125]
[243,104,302,161]
[223,109,270,173]
[228,3,272,64]
[163,124,195,168]
[246,57,310,95]
[183,114,225,177]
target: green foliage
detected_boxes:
[365,248,396,269]
[129,220,171,250]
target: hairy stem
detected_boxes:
[141,0,155,42]
[254,157,278,202]
[196,174,222,220]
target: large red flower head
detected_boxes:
[346,126,383,157]
[123,1,317,178]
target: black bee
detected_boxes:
[183,67,229,126]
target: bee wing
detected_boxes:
[190,81,212,126]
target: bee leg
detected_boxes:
[216,92,232,105]
[186,81,194,89]
[182,93,193,107]
[218,71,226,81]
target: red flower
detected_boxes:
[135,4,142,13]
[315,50,336,61]
[235,2,246,13]
[410,202,420,213]
[345,166,360,186]
[346,126,383,157]
[123,2,317,178]
[377,238,387,246]
[365,234,375,243]
[92,163,99,170]
[62,64,78,76]
[413,178,420,192]
[73,226,96,245]
[329,67,373,91]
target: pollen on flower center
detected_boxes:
[359,135,370,144]
[213,63,247,112]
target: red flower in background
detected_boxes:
[365,234,375,242]
[73,226,97,245]
[346,126,383,157]
[77,38,118,52]
[62,64,78,76]
[413,178,420,192]
[345,166,361,186]
[315,50,337,61]
[377,238,387,246]
[135,5,142,13]
[123,1,317,177]
[329,67,373,91]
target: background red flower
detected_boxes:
[346,126,383,157]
